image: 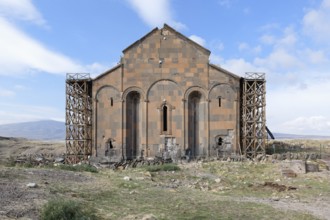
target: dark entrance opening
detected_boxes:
[188,91,202,158]
[126,91,140,159]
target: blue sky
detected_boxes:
[1,0,330,135]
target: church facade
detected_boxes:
[91,24,242,161]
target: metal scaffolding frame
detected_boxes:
[241,72,266,159]
[65,73,92,163]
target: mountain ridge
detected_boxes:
[0,120,329,140]
[0,120,65,140]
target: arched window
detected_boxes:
[158,102,174,135]
[163,105,167,132]
[110,97,113,106]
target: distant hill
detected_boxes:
[1,120,329,141]
[0,120,65,140]
[272,132,330,140]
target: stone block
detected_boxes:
[280,160,306,174]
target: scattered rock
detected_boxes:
[215,178,221,183]
[141,214,157,220]
[129,190,138,195]
[271,196,280,201]
[281,169,297,178]
[35,157,44,162]
[281,160,306,174]
[54,157,65,163]
[123,176,131,181]
[263,182,297,192]
[306,161,319,172]
[317,160,330,171]
[26,183,37,188]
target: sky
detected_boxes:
[0,0,330,136]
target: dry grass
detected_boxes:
[267,139,330,158]
[0,138,65,163]
[1,139,330,219]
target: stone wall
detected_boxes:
[91,24,241,159]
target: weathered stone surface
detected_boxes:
[281,160,306,174]
[92,24,241,160]
[306,162,319,172]
[281,169,297,178]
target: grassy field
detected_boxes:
[2,160,329,219]
[1,138,330,219]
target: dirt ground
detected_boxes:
[1,137,330,219]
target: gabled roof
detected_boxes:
[122,24,211,56]
[209,63,241,80]
[93,63,121,81]
[122,27,159,54]
[163,24,211,55]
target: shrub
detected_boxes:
[40,199,97,220]
[57,164,98,173]
[146,163,180,172]
[4,156,16,167]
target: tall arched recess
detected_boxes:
[187,91,206,158]
[125,91,141,159]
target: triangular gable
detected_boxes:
[163,24,211,55]
[122,24,211,56]
[122,27,159,54]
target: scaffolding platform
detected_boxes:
[241,72,266,159]
[65,73,92,164]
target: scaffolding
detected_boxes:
[65,73,92,163]
[241,72,266,159]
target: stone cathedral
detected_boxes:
[89,24,246,162]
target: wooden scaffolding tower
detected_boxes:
[65,73,92,163]
[241,72,266,159]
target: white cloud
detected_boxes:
[126,0,186,30]
[303,0,330,44]
[277,27,296,48]
[0,88,15,97]
[0,0,110,77]
[189,35,206,46]
[281,116,330,135]
[0,103,64,125]
[254,48,302,71]
[301,49,328,64]
[210,54,224,66]
[260,34,276,45]
[218,0,231,8]
[238,42,249,51]
[86,62,115,78]
[259,23,280,31]
[221,58,267,77]
[216,42,224,51]
[0,17,86,76]
[238,42,261,54]
[0,0,46,26]
[14,85,26,90]
[209,40,224,51]
[267,79,330,135]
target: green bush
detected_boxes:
[4,156,16,167]
[57,164,98,173]
[146,163,180,172]
[40,199,97,220]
